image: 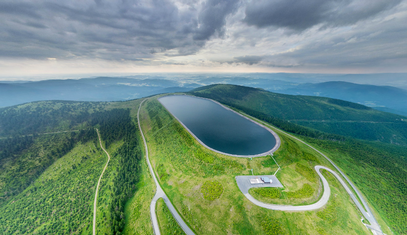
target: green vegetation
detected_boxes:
[122,154,155,235]
[259,215,284,235]
[0,140,104,234]
[0,129,96,206]
[88,108,143,234]
[0,101,106,206]
[250,188,281,199]
[0,100,106,137]
[286,183,313,199]
[139,96,370,234]
[192,84,405,234]
[1,85,405,234]
[0,100,145,234]
[201,180,223,201]
[295,163,316,181]
[156,198,185,235]
[305,137,407,234]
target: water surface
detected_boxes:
[159,95,277,156]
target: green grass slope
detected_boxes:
[191,84,407,145]
[191,84,406,234]
[138,97,373,235]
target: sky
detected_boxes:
[1,0,407,78]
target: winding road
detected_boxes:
[241,119,384,235]
[93,129,111,235]
[137,99,195,235]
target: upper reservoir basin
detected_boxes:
[158,95,279,157]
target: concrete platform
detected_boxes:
[235,175,283,194]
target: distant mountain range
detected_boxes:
[0,77,196,108]
[1,75,407,116]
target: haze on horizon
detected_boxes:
[1,0,407,79]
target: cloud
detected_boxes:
[243,0,402,31]
[193,0,239,40]
[0,0,238,61]
[1,0,407,75]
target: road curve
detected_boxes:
[137,99,195,235]
[245,118,384,235]
[243,166,347,211]
[93,129,111,235]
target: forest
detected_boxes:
[0,102,143,234]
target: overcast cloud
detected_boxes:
[0,0,406,77]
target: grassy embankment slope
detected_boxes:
[139,96,372,235]
[191,84,407,234]
[0,100,145,234]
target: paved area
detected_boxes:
[235,175,283,194]
[138,99,195,235]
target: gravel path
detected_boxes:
[93,128,111,235]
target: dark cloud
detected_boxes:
[193,0,239,40]
[0,2,43,19]
[1,0,407,73]
[244,0,402,31]
[264,17,407,70]
[0,0,237,60]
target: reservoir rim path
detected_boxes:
[138,99,195,235]
[158,94,281,158]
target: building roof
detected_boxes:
[261,177,271,183]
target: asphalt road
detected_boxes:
[243,117,384,235]
[138,99,195,235]
[94,128,111,235]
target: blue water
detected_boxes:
[159,95,276,156]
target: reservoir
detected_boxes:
[158,95,279,157]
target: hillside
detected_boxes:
[137,97,374,234]
[0,100,145,234]
[191,84,407,146]
[191,84,407,233]
[281,81,407,116]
